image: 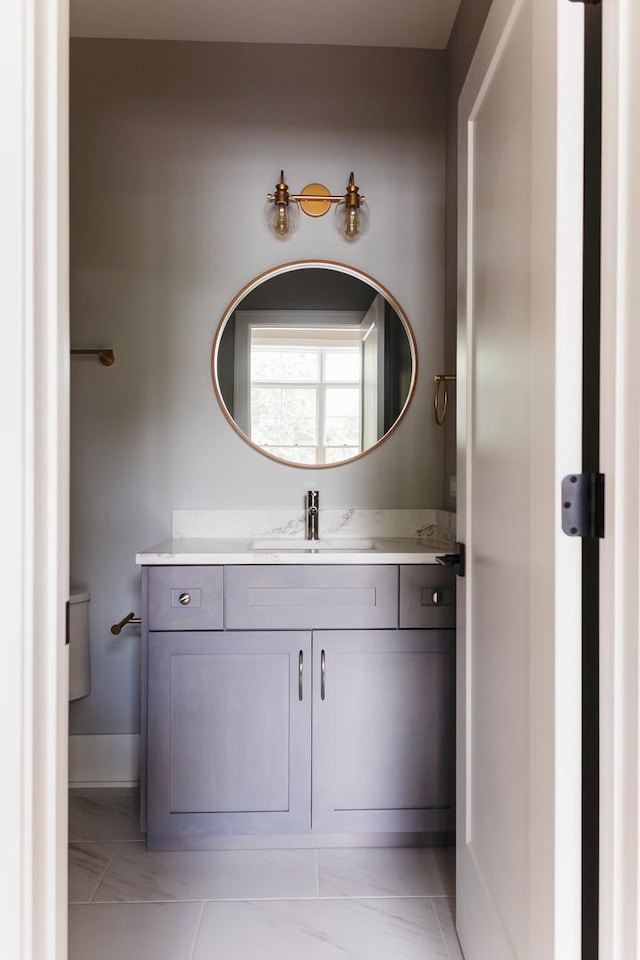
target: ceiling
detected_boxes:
[70,0,463,50]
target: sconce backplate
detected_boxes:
[299,183,332,218]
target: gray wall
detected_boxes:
[443,0,494,511]
[70,39,447,735]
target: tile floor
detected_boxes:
[68,790,464,959]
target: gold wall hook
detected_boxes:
[433,375,456,426]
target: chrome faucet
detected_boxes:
[306,490,320,541]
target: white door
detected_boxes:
[457,1,585,957]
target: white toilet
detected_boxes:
[69,586,91,701]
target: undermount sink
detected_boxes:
[250,537,378,551]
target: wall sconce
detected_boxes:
[266,171,369,241]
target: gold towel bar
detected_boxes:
[433,375,456,427]
[71,348,115,366]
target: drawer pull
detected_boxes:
[431,590,443,605]
[299,650,304,702]
[178,592,191,606]
[320,649,326,701]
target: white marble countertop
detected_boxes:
[136,536,453,566]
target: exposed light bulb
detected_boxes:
[265,171,298,239]
[273,203,290,237]
[344,207,360,240]
[335,197,369,241]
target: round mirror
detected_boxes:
[211,261,417,468]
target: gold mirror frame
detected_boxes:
[211,260,418,469]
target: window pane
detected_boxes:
[324,417,360,446]
[251,386,317,446]
[325,387,360,418]
[325,446,359,463]
[281,388,316,419]
[251,386,282,419]
[280,350,319,381]
[253,417,317,446]
[324,349,361,382]
[264,446,317,464]
[251,350,283,382]
[251,417,280,445]
[251,347,319,382]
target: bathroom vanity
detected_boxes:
[128,260,459,850]
[137,513,457,851]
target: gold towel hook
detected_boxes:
[433,375,456,426]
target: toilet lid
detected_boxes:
[69,586,90,604]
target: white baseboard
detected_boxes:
[69,734,140,788]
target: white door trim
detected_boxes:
[600,1,640,957]
[0,0,69,957]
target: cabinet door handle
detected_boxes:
[178,592,191,606]
[320,649,326,701]
[299,650,304,702]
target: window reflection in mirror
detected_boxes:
[250,328,362,464]
[213,263,416,469]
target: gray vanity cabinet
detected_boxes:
[146,630,312,849]
[312,630,454,834]
[142,562,455,849]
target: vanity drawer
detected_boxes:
[399,566,456,629]
[147,566,224,631]
[225,565,398,630]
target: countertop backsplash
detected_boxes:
[171,509,457,544]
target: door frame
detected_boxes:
[3,0,640,957]
[599,1,640,957]
[0,0,69,958]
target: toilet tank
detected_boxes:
[69,587,91,701]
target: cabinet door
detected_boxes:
[147,631,311,848]
[312,630,454,834]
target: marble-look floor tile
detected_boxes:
[93,843,319,902]
[68,902,203,960]
[318,846,455,899]
[433,898,465,959]
[193,897,447,960]
[68,843,116,903]
[69,792,144,843]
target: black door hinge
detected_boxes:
[436,542,466,578]
[65,600,70,645]
[562,473,605,538]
